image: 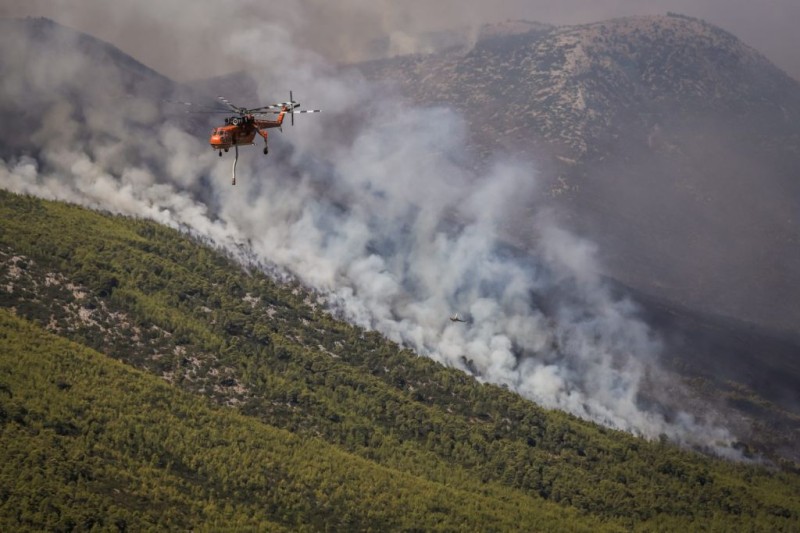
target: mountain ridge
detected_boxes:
[361,14,800,158]
[358,13,800,335]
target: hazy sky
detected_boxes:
[2,0,798,81]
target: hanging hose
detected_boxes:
[231,144,239,185]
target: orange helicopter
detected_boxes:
[177,91,320,185]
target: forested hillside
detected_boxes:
[1,190,798,530]
[0,310,597,531]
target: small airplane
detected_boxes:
[449,313,467,323]
[173,91,320,185]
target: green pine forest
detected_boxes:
[1,189,798,531]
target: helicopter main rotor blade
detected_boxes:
[163,99,230,113]
[217,96,246,114]
[246,101,299,113]
[253,109,320,116]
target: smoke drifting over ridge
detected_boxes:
[3,0,799,81]
[0,16,738,454]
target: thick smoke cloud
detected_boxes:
[0,14,740,455]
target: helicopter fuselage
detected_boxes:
[209,113,286,152]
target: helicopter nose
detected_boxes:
[210,134,225,148]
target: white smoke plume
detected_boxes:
[0,14,739,454]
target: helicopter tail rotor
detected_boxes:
[283,91,319,124]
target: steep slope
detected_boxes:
[0,310,593,532]
[1,190,798,530]
[359,14,800,335]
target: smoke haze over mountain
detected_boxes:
[2,0,799,81]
